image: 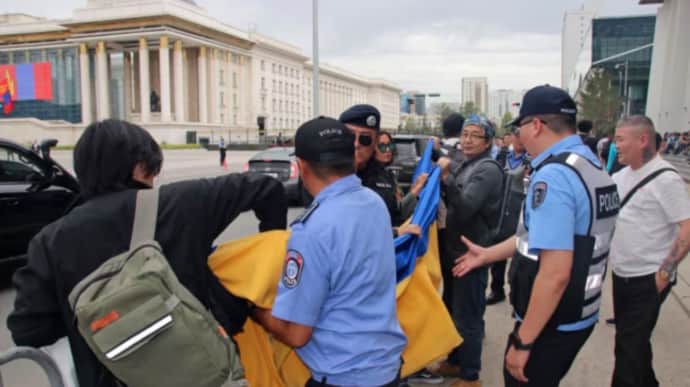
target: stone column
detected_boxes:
[173,40,184,122]
[159,36,171,122]
[79,43,92,124]
[95,41,110,120]
[198,46,208,123]
[139,38,150,123]
[209,48,218,123]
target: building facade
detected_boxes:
[592,16,656,116]
[0,0,401,145]
[565,13,655,119]
[461,77,488,114]
[642,0,690,133]
[562,7,594,88]
[488,89,524,124]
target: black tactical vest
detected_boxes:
[509,152,619,331]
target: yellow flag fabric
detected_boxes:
[208,226,461,386]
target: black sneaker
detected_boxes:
[486,292,506,305]
[408,370,444,385]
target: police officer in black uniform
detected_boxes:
[340,104,403,226]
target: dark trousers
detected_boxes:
[438,229,454,312]
[448,266,488,381]
[611,273,672,387]
[219,148,226,166]
[504,323,593,387]
[490,260,507,296]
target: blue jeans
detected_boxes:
[448,266,488,381]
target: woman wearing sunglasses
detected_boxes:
[375,131,429,237]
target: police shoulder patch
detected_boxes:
[532,181,548,209]
[282,250,304,289]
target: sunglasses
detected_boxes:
[377,143,395,152]
[356,134,373,146]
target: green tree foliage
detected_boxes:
[578,68,622,137]
[500,112,514,132]
[462,101,478,117]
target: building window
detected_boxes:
[233,114,237,125]
[272,63,276,73]
[261,60,265,71]
[233,72,237,88]
[219,68,225,86]
[278,65,282,75]
[261,77,265,89]
[261,96,266,110]
[279,81,283,94]
[220,92,225,107]
[233,94,238,108]
[272,98,276,112]
[273,80,276,91]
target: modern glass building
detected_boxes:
[591,16,656,115]
[566,15,656,116]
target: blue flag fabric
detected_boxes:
[394,139,440,282]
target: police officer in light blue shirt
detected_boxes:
[253,116,406,387]
[452,85,619,387]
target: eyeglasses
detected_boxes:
[461,132,488,141]
[377,143,395,152]
[518,117,548,128]
[356,133,373,146]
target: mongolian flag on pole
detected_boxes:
[0,63,53,115]
[208,140,460,386]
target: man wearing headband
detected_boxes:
[433,114,504,386]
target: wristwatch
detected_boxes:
[659,268,676,282]
[510,329,533,351]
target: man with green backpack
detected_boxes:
[8,119,288,387]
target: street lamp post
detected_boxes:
[312,0,320,117]
[615,60,630,118]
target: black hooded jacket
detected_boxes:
[7,173,287,387]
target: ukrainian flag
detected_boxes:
[209,140,461,386]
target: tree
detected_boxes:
[578,68,622,137]
[404,116,417,132]
[462,101,478,117]
[500,112,514,132]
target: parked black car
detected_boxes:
[389,134,432,192]
[244,146,304,205]
[0,139,79,266]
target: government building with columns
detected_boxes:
[0,0,401,145]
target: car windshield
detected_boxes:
[394,142,417,160]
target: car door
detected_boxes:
[0,143,77,262]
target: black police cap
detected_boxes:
[509,85,577,127]
[339,104,381,131]
[294,116,355,163]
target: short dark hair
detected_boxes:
[307,159,354,180]
[655,132,662,151]
[577,120,593,133]
[74,119,163,198]
[534,114,576,134]
[378,130,393,143]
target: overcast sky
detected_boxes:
[1,0,659,101]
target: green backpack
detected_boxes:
[68,189,246,387]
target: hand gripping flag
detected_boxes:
[208,139,461,385]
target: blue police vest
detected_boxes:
[510,152,619,331]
